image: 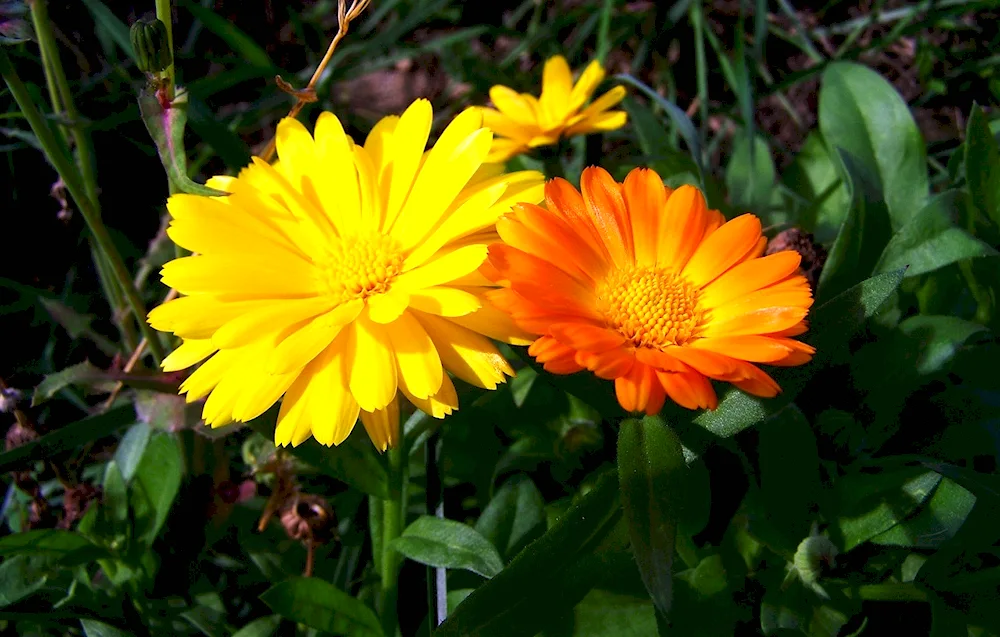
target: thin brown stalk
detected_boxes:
[259,0,371,162]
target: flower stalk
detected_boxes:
[154,0,175,102]
[0,47,165,363]
[380,445,407,637]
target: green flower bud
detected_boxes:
[130,18,172,74]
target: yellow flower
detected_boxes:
[148,99,544,451]
[480,55,628,163]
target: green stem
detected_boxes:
[380,446,407,637]
[29,0,138,350]
[155,0,176,102]
[0,48,165,363]
[689,0,709,161]
[843,583,928,602]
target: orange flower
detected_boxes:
[487,166,815,414]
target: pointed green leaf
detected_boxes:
[232,615,282,637]
[436,471,623,637]
[966,103,1000,229]
[130,432,183,546]
[618,416,686,615]
[391,516,504,578]
[80,620,131,637]
[872,477,976,548]
[819,61,928,231]
[261,577,382,637]
[876,191,996,277]
[725,133,775,213]
[0,405,133,473]
[475,476,546,561]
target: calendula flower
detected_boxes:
[487,166,815,414]
[480,55,627,162]
[149,99,543,450]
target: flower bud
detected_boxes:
[130,18,172,74]
[0,1,33,44]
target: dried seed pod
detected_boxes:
[765,228,828,289]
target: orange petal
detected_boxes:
[766,338,816,366]
[580,166,630,266]
[765,320,809,338]
[550,322,626,353]
[730,363,781,397]
[682,214,763,288]
[529,335,585,374]
[544,177,610,261]
[511,203,609,281]
[576,346,635,380]
[664,346,748,381]
[701,306,810,338]
[699,251,803,309]
[615,362,663,414]
[635,347,688,372]
[497,211,595,284]
[655,185,713,271]
[488,244,600,319]
[485,288,586,335]
[657,370,717,410]
[623,167,669,266]
[690,335,805,364]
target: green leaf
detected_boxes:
[178,0,274,70]
[250,417,389,499]
[614,73,705,184]
[782,133,850,243]
[725,133,775,213]
[39,298,119,356]
[80,620,132,637]
[875,191,997,278]
[0,530,106,565]
[871,477,976,548]
[0,405,134,473]
[0,556,48,606]
[897,315,989,375]
[819,61,928,231]
[186,95,253,169]
[138,87,227,197]
[436,471,623,637]
[692,269,905,437]
[391,516,504,578]
[79,0,137,63]
[31,361,113,406]
[474,476,546,561]
[232,616,282,637]
[571,589,657,636]
[834,469,942,551]
[130,432,183,546]
[623,97,700,179]
[966,103,1000,229]
[113,422,151,483]
[617,416,686,615]
[260,576,383,637]
[817,149,893,301]
[757,406,821,542]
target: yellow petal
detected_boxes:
[409,287,481,317]
[161,338,218,372]
[401,372,458,419]
[448,297,536,346]
[275,117,317,187]
[160,254,320,298]
[414,312,513,389]
[212,296,333,349]
[314,111,363,235]
[275,368,313,447]
[563,110,628,137]
[489,86,537,125]
[539,55,574,129]
[231,366,297,423]
[368,288,411,324]
[359,398,400,452]
[403,181,507,269]
[247,157,337,242]
[385,310,442,399]
[384,99,433,229]
[308,340,361,446]
[397,244,488,291]
[148,295,268,340]
[347,312,397,412]
[569,60,606,111]
[267,299,364,374]
[179,348,240,402]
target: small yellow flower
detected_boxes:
[480,55,628,163]
[149,99,543,451]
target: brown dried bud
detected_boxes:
[5,419,37,451]
[765,228,828,289]
[0,387,23,413]
[58,482,101,529]
[27,497,55,530]
[279,494,338,545]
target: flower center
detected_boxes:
[597,266,702,349]
[319,233,404,303]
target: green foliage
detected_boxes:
[2,1,998,635]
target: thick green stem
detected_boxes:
[379,446,407,637]
[29,0,138,350]
[155,0,176,102]
[0,48,165,363]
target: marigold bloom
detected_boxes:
[149,99,543,450]
[480,55,627,163]
[487,167,815,414]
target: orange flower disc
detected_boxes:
[487,166,816,414]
